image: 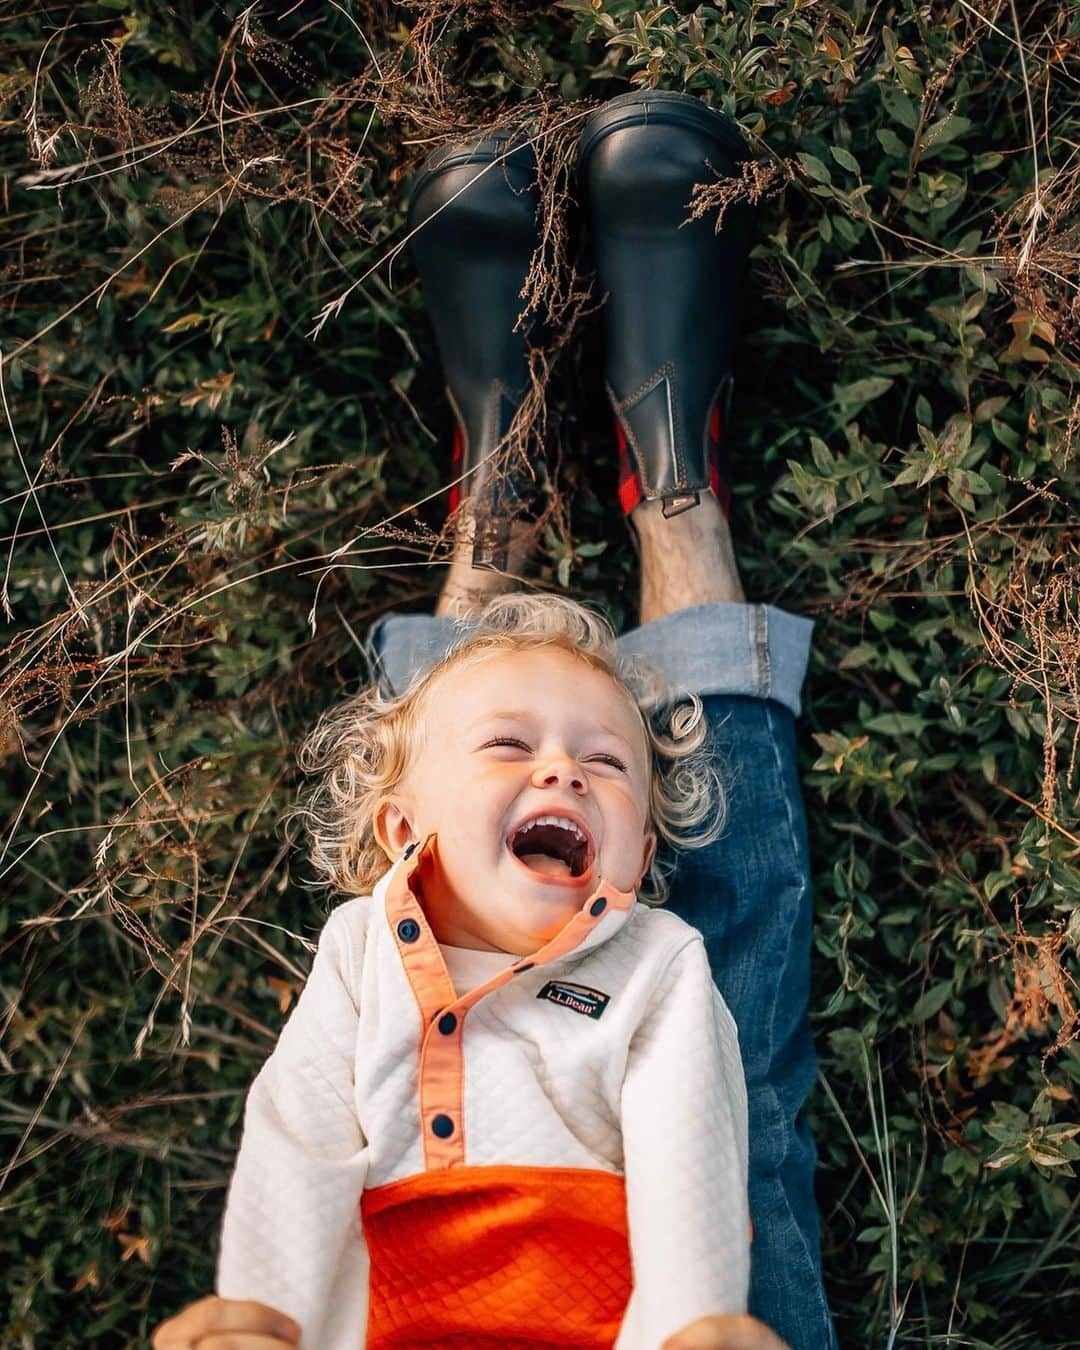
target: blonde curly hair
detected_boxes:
[289,593,727,908]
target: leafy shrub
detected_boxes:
[2,2,1077,1345]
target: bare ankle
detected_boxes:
[434,575,505,619]
[632,493,745,624]
[434,514,538,619]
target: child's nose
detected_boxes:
[532,759,586,793]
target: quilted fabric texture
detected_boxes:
[361,1164,632,1346]
[216,841,750,1349]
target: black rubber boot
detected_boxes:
[578,91,757,535]
[407,129,544,571]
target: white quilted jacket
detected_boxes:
[216,833,750,1349]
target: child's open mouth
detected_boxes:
[507,814,596,887]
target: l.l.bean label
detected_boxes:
[536,979,611,1020]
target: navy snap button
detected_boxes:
[437,1012,457,1035]
[403,841,417,860]
[515,962,534,973]
[590,897,607,916]
[397,918,420,942]
[431,1113,454,1138]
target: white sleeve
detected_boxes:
[615,936,750,1350]
[216,906,371,1350]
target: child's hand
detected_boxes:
[661,1313,792,1350]
[152,1295,301,1348]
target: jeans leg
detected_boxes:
[364,602,837,1349]
[671,696,836,1349]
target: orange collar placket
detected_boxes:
[385,832,635,1170]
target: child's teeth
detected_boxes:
[518,814,586,840]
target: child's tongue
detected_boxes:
[519,851,572,878]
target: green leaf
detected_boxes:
[948,468,992,495]
[809,435,835,471]
[1004,705,1031,739]
[876,127,908,157]
[984,870,1014,901]
[922,113,973,152]
[834,376,894,409]
[886,647,921,686]
[829,145,860,174]
[911,981,952,1022]
[986,1101,1031,1134]
[942,1148,977,1179]
[864,712,930,736]
[839,644,877,670]
[797,152,832,184]
[984,1149,1025,1170]
[880,85,919,130]
[974,395,1010,423]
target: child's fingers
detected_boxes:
[151,1295,301,1348]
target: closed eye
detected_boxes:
[482,736,628,773]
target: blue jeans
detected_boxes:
[365,601,838,1350]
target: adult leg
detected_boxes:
[406,129,548,617]
[573,89,835,1342]
[613,501,837,1350]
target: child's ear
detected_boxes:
[373,796,417,861]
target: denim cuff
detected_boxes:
[363,613,469,700]
[364,602,814,718]
[614,602,814,718]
